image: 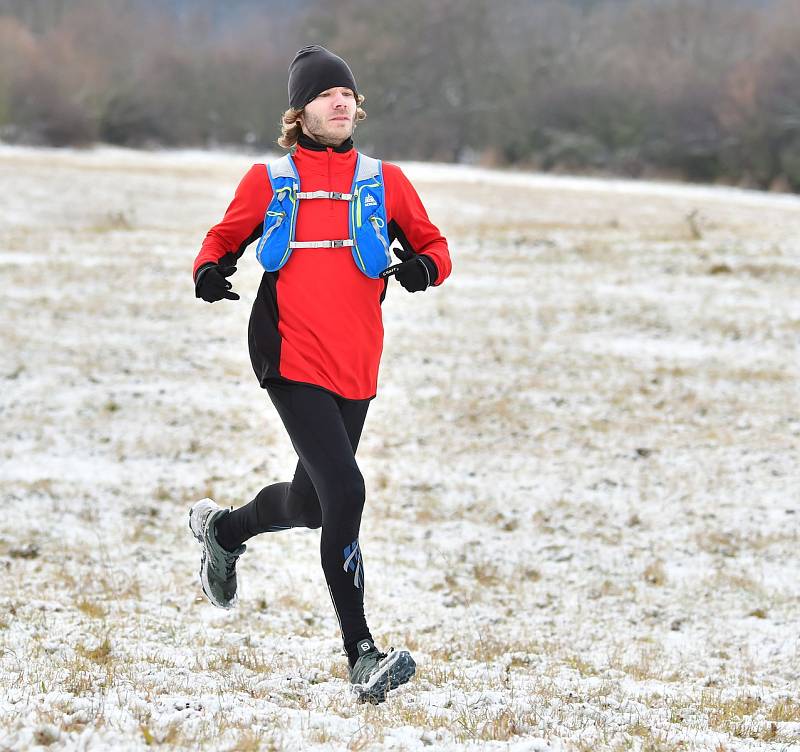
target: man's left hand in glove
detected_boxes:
[392,247,438,293]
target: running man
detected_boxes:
[188,45,452,703]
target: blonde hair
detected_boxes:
[277,94,366,149]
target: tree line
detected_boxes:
[0,0,798,191]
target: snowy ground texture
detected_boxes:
[0,145,798,751]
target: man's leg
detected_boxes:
[214,463,321,551]
[214,384,370,550]
[263,382,373,666]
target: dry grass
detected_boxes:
[76,599,107,620]
[1,148,798,750]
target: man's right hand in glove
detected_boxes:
[195,263,240,302]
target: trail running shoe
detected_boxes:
[349,639,416,704]
[188,498,245,609]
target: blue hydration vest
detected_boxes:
[255,152,391,279]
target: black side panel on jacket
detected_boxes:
[248,270,282,387]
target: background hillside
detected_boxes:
[0,0,799,190]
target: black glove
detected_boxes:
[392,248,438,293]
[195,263,240,302]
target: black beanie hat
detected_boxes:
[288,45,358,109]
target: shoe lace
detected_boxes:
[209,544,240,578]
[222,550,240,577]
[365,648,388,670]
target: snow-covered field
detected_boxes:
[0,145,798,751]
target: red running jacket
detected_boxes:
[193,136,452,400]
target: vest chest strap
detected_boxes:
[289,239,355,249]
[296,190,353,201]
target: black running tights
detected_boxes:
[214,381,372,666]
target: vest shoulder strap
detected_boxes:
[268,154,296,182]
[355,153,381,183]
[269,152,379,183]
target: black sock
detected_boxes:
[213,514,241,552]
[345,635,376,668]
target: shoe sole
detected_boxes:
[188,501,236,610]
[352,651,416,704]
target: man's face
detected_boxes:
[300,86,357,147]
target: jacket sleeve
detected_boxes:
[192,164,272,281]
[383,162,452,286]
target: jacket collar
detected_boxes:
[296,132,354,153]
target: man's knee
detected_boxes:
[319,465,365,515]
[341,467,366,510]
